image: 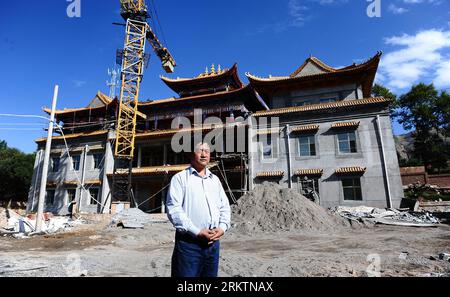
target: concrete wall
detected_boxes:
[27,134,113,215]
[249,110,404,209]
[272,84,362,109]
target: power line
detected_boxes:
[0,113,49,121]
[0,122,47,126]
[0,128,43,131]
[151,0,168,48]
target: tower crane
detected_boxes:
[113,0,176,203]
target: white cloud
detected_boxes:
[388,4,409,15]
[254,0,309,34]
[288,0,308,27]
[435,58,450,88]
[72,80,87,88]
[379,29,450,90]
[403,0,443,4]
[310,0,348,4]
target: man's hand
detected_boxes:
[209,228,224,242]
[197,229,216,244]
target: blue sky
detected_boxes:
[1,0,449,153]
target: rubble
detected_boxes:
[0,207,85,237]
[332,206,441,227]
[439,253,450,262]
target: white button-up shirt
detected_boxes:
[166,166,231,237]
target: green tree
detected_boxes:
[395,83,449,172]
[436,91,450,137]
[0,141,35,203]
[372,83,398,118]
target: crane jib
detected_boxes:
[113,0,176,203]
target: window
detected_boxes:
[71,155,81,171]
[298,176,320,194]
[51,157,60,172]
[262,137,274,159]
[67,189,76,202]
[45,190,55,206]
[293,100,312,107]
[89,188,100,205]
[342,178,362,201]
[299,135,316,156]
[93,153,104,169]
[320,98,336,103]
[141,146,164,167]
[337,132,357,153]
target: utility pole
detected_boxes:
[36,85,59,232]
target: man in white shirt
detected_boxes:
[166,142,231,277]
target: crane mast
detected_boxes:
[113,0,175,203]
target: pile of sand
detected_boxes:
[231,182,348,233]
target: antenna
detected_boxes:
[106,68,119,99]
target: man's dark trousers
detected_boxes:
[171,232,220,277]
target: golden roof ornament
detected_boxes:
[211,64,216,74]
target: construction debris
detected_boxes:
[0,207,85,237]
[231,182,348,233]
[332,206,440,227]
[439,252,450,262]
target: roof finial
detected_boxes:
[218,64,222,73]
[205,66,209,75]
[211,64,215,74]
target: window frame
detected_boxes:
[336,131,358,154]
[341,177,363,201]
[259,134,279,162]
[45,189,56,206]
[71,155,81,171]
[51,157,60,172]
[298,135,317,157]
[67,188,77,203]
[92,153,104,170]
[89,188,100,205]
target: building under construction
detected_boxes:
[26,53,405,215]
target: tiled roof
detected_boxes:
[335,167,366,174]
[43,92,113,115]
[63,179,101,186]
[138,84,265,109]
[256,171,285,178]
[294,169,324,176]
[129,164,190,176]
[331,121,360,128]
[108,163,218,176]
[255,128,280,135]
[247,52,382,82]
[289,56,337,78]
[160,64,238,83]
[290,124,319,133]
[253,97,390,117]
[35,130,108,143]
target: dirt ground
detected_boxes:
[1,216,449,277]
